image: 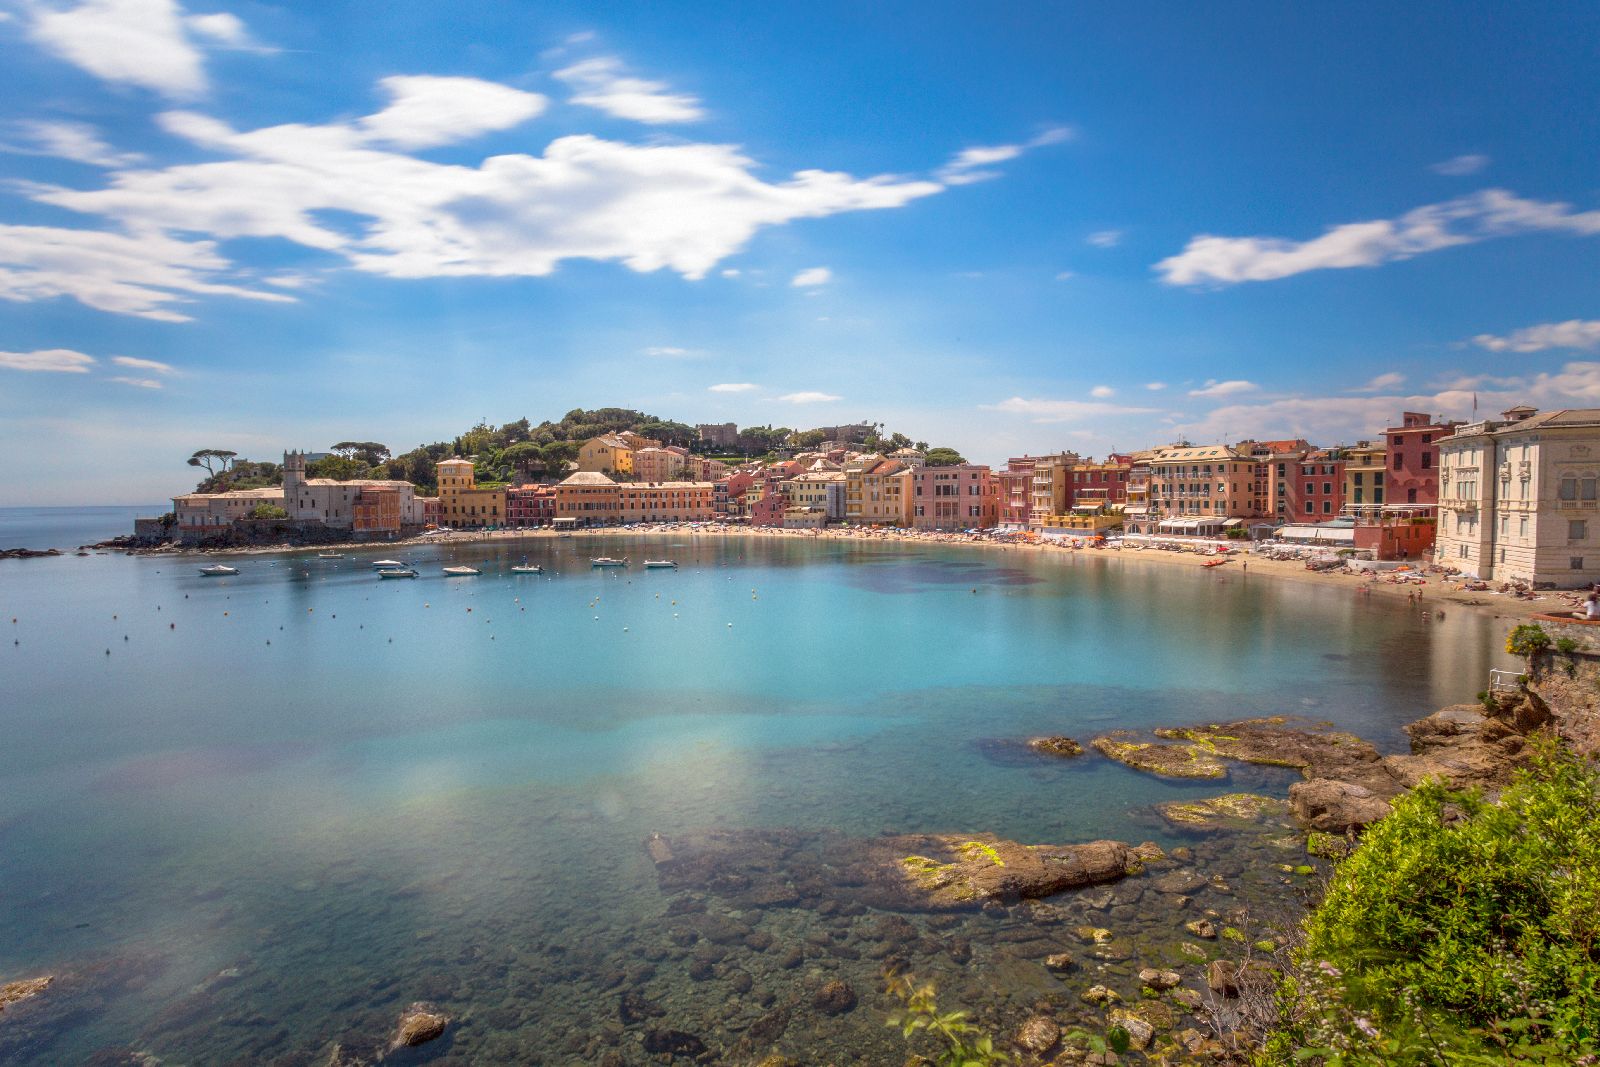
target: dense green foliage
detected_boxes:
[247,503,288,520]
[923,447,967,466]
[190,408,957,493]
[1507,623,1553,657]
[1264,743,1600,1064]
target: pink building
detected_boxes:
[1386,411,1456,506]
[749,488,788,527]
[910,465,997,531]
[1293,449,1347,520]
[997,457,1040,528]
[1066,456,1132,508]
[506,485,555,527]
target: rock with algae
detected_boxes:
[1155,793,1288,829]
[1028,735,1085,758]
[0,977,52,1015]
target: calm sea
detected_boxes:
[0,505,161,550]
[0,536,1512,1063]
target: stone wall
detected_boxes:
[1522,615,1600,756]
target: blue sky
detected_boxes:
[2,0,1598,504]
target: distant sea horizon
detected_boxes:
[0,504,165,550]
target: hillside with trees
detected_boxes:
[185,409,959,493]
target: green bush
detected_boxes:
[1507,624,1552,657]
[1262,742,1600,1064]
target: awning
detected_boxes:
[1221,518,1244,527]
[1277,525,1355,543]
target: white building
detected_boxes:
[1435,406,1600,587]
[173,486,286,532]
[281,451,426,530]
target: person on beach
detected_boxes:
[1585,591,1600,621]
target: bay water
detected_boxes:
[0,534,1509,1063]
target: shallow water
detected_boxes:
[0,536,1511,1063]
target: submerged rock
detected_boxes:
[1015,1014,1060,1053]
[894,834,1135,909]
[1028,736,1084,758]
[1091,734,1227,778]
[1156,793,1288,829]
[812,980,857,1015]
[1137,968,1181,991]
[394,1002,449,1048]
[0,976,52,1014]
[643,1028,706,1056]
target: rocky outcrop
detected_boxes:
[644,827,1144,913]
[0,548,62,560]
[1155,793,1287,829]
[1027,736,1084,758]
[1288,779,1393,834]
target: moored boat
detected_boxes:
[317,552,343,559]
[442,565,481,576]
[642,560,678,569]
[377,567,418,579]
[371,559,404,569]
[590,557,628,567]
[510,564,543,574]
[198,564,238,576]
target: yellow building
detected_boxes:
[577,434,637,476]
[1344,440,1386,509]
[845,458,912,525]
[436,457,506,528]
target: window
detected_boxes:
[1572,520,1588,541]
[1520,516,1529,538]
[1421,453,1431,469]
[1394,454,1403,470]
[1574,558,1586,571]
[1586,479,1598,501]
[1561,477,1578,501]
[1323,481,1332,494]
[1500,515,1508,535]
[1305,501,1314,514]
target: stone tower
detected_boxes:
[282,450,307,516]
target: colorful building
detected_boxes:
[1386,411,1456,506]
[1344,441,1386,508]
[846,458,912,526]
[506,485,556,527]
[577,434,636,476]
[435,457,506,528]
[281,450,427,531]
[554,471,621,524]
[1146,444,1267,536]
[910,465,997,531]
[633,447,687,483]
[172,486,286,533]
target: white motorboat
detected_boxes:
[442,565,481,576]
[510,564,543,574]
[642,560,678,569]
[377,567,418,579]
[198,564,238,576]
[317,552,343,559]
[372,559,404,569]
[590,557,628,567]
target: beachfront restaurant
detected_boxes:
[1273,518,1357,548]
[1155,516,1241,537]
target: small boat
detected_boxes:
[510,564,543,574]
[1202,558,1231,568]
[317,552,343,559]
[377,567,418,579]
[199,564,238,576]
[442,565,481,576]
[371,559,404,569]
[591,557,628,567]
[643,560,678,569]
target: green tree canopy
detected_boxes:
[923,447,966,466]
[187,448,237,476]
[330,441,391,465]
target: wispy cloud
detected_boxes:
[7,120,145,167]
[1473,319,1600,353]
[1145,381,1167,391]
[1353,371,1406,392]
[0,348,96,373]
[554,56,705,124]
[642,345,703,359]
[709,382,758,393]
[779,391,840,404]
[1156,189,1600,286]
[937,126,1073,185]
[108,375,164,388]
[982,396,1161,423]
[1087,229,1122,248]
[111,355,178,374]
[791,267,832,287]
[1054,270,1075,281]
[1188,379,1259,398]
[1431,153,1489,177]
[1089,385,1115,398]
[358,75,547,150]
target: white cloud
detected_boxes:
[111,354,177,374]
[22,93,942,315]
[1473,319,1600,353]
[779,391,841,404]
[28,0,245,97]
[1156,189,1600,286]
[709,382,758,393]
[937,126,1074,185]
[0,224,294,322]
[1145,381,1167,391]
[1089,385,1115,398]
[1188,379,1259,398]
[1054,271,1075,281]
[358,75,547,150]
[9,120,144,167]
[791,267,832,287]
[0,348,96,372]
[554,56,705,124]
[108,375,163,388]
[1431,153,1489,177]
[643,345,704,359]
[1087,229,1122,248]
[1353,371,1406,392]
[182,12,267,51]
[982,396,1161,423]
[720,268,740,277]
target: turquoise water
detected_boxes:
[0,535,1508,1062]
